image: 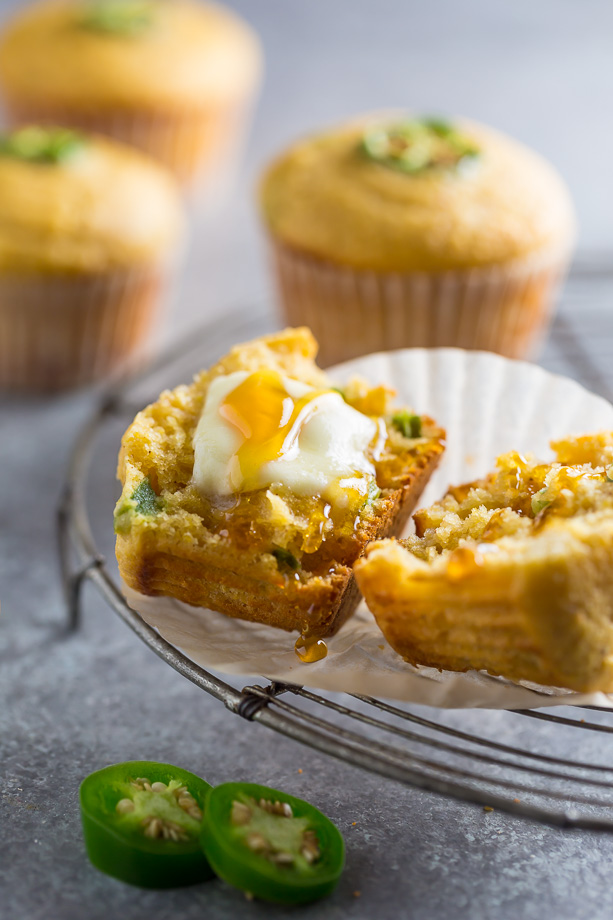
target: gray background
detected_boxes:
[3,1,613,918]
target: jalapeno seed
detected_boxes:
[231,801,252,826]
[116,798,135,815]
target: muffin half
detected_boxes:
[355,433,613,692]
[115,328,445,638]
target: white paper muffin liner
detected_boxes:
[122,347,613,709]
[268,240,571,367]
[0,265,168,391]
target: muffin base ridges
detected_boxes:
[0,267,165,391]
[268,239,571,367]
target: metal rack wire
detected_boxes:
[58,255,613,834]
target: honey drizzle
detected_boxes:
[294,634,328,663]
[219,370,331,492]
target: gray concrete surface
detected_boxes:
[3,1,613,918]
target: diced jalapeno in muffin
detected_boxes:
[365,479,382,505]
[0,126,85,164]
[531,488,552,515]
[114,476,163,534]
[272,546,300,573]
[392,411,422,439]
[362,118,480,174]
[132,477,163,514]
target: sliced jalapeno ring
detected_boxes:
[80,761,214,888]
[201,782,345,905]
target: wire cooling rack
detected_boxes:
[58,254,613,834]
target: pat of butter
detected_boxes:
[193,370,378,502]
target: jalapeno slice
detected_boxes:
[201,782,345,905]
[80,761,214,888]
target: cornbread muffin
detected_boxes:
[0,125,184,390]
[355,433,613,692]
[260,114,575,366]
[115,328,445,638]
[0,0,262,186]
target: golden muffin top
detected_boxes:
[260,115,575,273]
[406,432,613,565]
[0,0,262,108]
[0,126,184,273]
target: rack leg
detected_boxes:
[56,495,104,633]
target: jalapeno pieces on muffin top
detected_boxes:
[361,117,480,174]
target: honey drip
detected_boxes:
[294,634,328,663]
[446,546,483,582]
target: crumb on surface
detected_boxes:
[483,806,494,813]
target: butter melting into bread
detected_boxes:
[355,433,613,692]
[115,328,445,638]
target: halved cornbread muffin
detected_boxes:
[115,328,445,638]
[355,433,613,692]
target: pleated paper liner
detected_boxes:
[122,348,613,709]
[0,265,167,391]
[268,239,571,367]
